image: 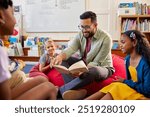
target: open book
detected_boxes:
[53,60,88,74]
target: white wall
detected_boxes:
[12,0,150,40]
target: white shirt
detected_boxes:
[0,47,11,83]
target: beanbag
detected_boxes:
[46,68,64,87]
[84,54,126,95]
[29,64,48,79]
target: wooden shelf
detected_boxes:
[119,15,138,18]
[9,40,126,62]
[9,56,40,62]
[111,49,126,58]
[121,31,150,34]
[119,15,150,43]
[119,15,150,18]
[9,49,126,62]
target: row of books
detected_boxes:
[119,3,134,8]
[138,19,150,32]
[118,2,150,15]
[28,45,45,57]
[121,19,137,32]
[134,2,150,15]
[24,36,50,47]
[121,19,150,32]
[8,43,24,56]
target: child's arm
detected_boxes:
[39,63,51,73]
[0,80,11,99]
[124,64,150,97]
[39,54,52,73]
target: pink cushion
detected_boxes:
[84,54,126,95]
[46,68,64,87]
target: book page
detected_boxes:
[69,60,88,73]
[53,65,69,74]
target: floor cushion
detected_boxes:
[29,64,48,79]
[29,63,64,87]
[46,68,64,87]
[84,54,126,95]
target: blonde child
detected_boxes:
[39,39,57,73]
[29,39,64,87]
[85,30,150,100]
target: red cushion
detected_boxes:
[84,54,126,95]
[46,68,64,87]
[29,64,48,79]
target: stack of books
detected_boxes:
[118,2,150,15]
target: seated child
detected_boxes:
[0,1,57,100]
[29,39,64,87]
[85,30,150,100]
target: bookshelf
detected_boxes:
[9,40,69,62]
[9,47,40,61]
[119,15,150,42]
[9,48,126,62]
[9,39,126,62]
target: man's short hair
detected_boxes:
[80,11,97,23]
[0,0,13,9]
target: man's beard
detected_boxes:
[83,31,95,39]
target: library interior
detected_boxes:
[0,0,150,100]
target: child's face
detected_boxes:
[0,6,16,35]
[120,34,134,54]
[45,42,56,56]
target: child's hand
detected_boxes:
[50,57,55,68]
[113,76,125,83]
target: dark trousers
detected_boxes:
[59,57,110,95]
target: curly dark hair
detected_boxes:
[123,30,150,65]
[0,0,13,9]
[80,11,97,23]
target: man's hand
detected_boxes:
[53,53,67,65]
[113,76,125,83]
[53,55,63,65]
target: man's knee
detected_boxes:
[79,67,99,80]
[88,67,109,82]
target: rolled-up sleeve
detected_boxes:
[62,35,80,59]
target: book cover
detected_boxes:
[15,43,24,56]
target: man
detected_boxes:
[54,11,115,99]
